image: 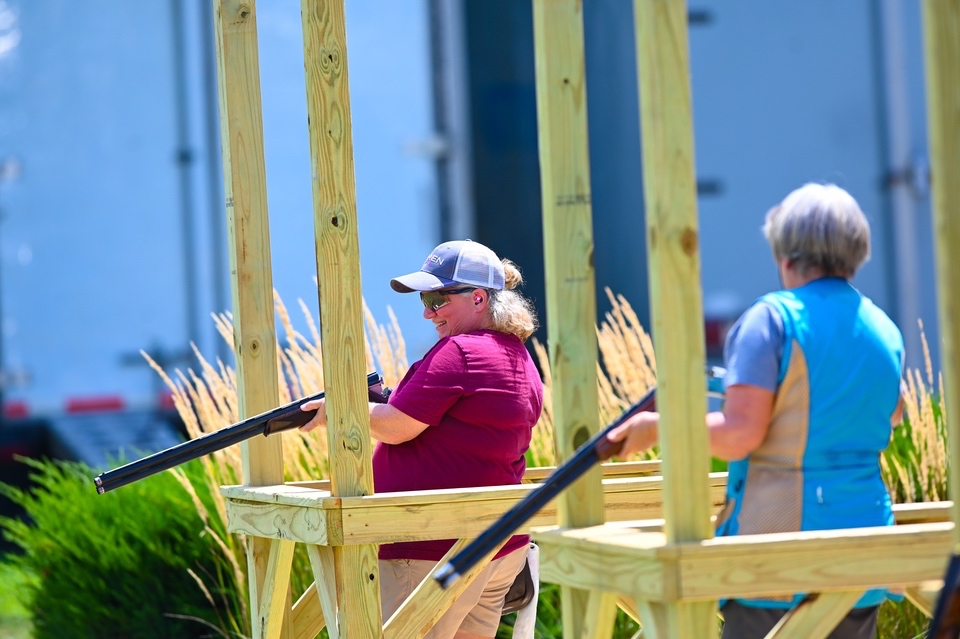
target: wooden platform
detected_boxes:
[221,463,729,546]
[533,520,953,603]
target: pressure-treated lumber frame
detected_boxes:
[532,1,610,636]
[531,2,960,639]
[924,0,960,547]
[211,2,292,637]
[209,0,960,638]
[633,0,716,635]
[300,1,382,636]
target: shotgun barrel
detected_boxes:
[433,366,725,589]
[94,371,387,494]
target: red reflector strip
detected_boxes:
[65,396,126,413]
[704,318,734,355]
[0,444,32,462]
[158,390,177,411]
[4,400,28,419]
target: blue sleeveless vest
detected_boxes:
[717,278,904,608]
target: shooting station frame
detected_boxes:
[211,1,960,638]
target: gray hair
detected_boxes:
[762,183,871,278]
[487,259,538,342]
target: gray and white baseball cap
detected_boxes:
[390,240,506,292]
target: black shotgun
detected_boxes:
[433,367,725,589]
[94,371,388,494]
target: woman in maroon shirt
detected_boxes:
[301,239,543,639]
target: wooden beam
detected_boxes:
[522,460,663,482]
[678,523,954,600]
[212,0,282,485]
[617,595,641,624]
[893,500,955,524]
[531,0,600,526]
[632,0,711,546]
[226,496,339,546]
[223,478,950,547]
[300,0,381,636]
[637,600,717,639]
[583,591,619,639]
[533,522,953,602]
[904,581,942,618]
[222,474,729,545]
[536,528,674,601]
[922,0,960,547]
[251,539,296,639]
[280,460,666,490]
[210,1,289,637]
[531,0,603,635]
[291,583,327,639]
[633,0,715,632]
[765,591,863,639]
[306,545,340,639]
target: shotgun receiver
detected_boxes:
[94,371,388,494]
[433,367,725,589]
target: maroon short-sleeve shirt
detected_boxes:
[374,329,544,561]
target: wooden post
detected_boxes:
[532,0,615,637]
[211,1,293,638]
[632,0,716,635]
[300,1,381,637]
[921,0,960,547]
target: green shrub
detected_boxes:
[0,457,242,639]
[0,555,33,638]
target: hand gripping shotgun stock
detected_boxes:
[94,371,390,494]
[433,366,726,589]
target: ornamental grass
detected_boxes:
[2,290,942,638]
[146,292,947,638]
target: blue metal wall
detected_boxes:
[464,0,938,370]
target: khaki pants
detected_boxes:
[380,547,529,639]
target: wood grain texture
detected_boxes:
[522,460,663,482]
[921,0,960,545]
[226,497,337,545]
[617,595,641,624]
[632,0,716,632]
[254,539,296,639]
[532,0,601,528]
[533,521,953,603]
[677,523,953,601]
[532,1,602,634]
[903,581,942,618]
[223,474,729,545]
[300,0,373,502]
[536,529,673,600]
[221,479,954,523]
[636,601,717,639]
[632,0,713,546]
[306,545,340,639]
[766,590,863,639]
[211,2,288,636]
[583,591,619,639]
[212,0,283,486]
[300,1,380,635]
[222,479,949,547]
[291,583,327,639]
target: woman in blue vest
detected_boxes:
[609,182,904,639]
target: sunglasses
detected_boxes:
[420,287,476,311]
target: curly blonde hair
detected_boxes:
[487,259,538,342]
